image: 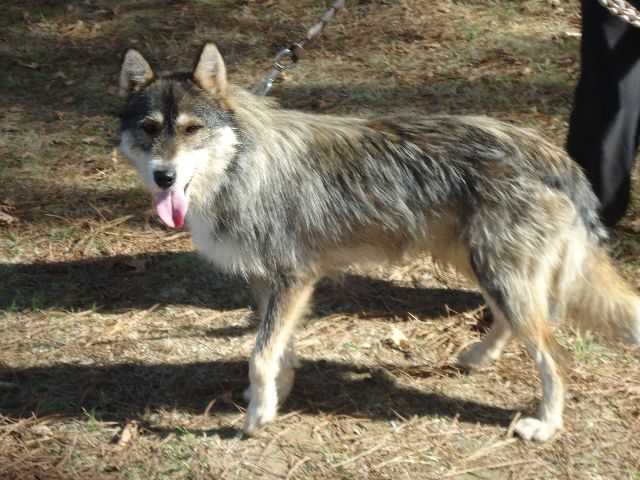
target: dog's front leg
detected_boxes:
[244,275,315,435]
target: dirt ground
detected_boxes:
[1,1,639,479]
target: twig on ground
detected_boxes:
[443,458,541,478]
[333,438,387,468]
[461,437,517,463]
[505,412,522,438]
[285,456,311,480]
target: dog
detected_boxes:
[117,43,640,442]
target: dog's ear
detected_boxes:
[119,49,154,98]
[192,43,227,96]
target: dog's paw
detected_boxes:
[458,342,492,369]
[243,380,279,436]
[243,399,277,436]
[514,417,561,442]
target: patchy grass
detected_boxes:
[1,0,640,479]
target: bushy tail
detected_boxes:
[561,236,640,344]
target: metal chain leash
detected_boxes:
[253,0,639,97]
[254,0,345,96]
[597,0,640,27]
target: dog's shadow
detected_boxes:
[1,252,503,433]
[0,359,515,436]
[0,251,484,330]
[0,251,248,313]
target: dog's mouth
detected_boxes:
[155,180,192,229]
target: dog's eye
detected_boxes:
[184,124,203,135]
[140,122,160,136]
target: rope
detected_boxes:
[597,0,640,27]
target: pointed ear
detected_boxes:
[192,43,227,95]
[119,49,154,98]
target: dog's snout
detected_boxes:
[153,170,176,189]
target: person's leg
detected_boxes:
[567,0,640,227]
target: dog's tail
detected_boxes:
[559,229,640,344]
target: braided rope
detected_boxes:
[598,0,640,27]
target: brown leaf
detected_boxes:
[0,202,17,224]
[115,420,140,448]
[0,211,17,224]
[626,384,640,396]
[384,326,410,352]
[124,258,150,273]
[15,60,40,70]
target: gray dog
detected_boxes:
[118,43,640,441]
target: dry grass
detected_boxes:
[1,0,640,478]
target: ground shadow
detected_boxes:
[1,252,483,321]
[0,252,248,313]
[0,359,516,434]
[4,184,151,224]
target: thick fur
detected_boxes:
[118,44,640,442]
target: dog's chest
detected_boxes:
[188,211,259,275]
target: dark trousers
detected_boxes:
[567,0,640,227]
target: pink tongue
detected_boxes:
[156,189,188,228]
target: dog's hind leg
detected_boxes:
[470,254,567,442]
[458,308,512,369]
[479,272,565,442]
[515,327,567,442]
[244,275,316,435]
[457,293,563,370]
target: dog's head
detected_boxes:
[118,43,238,228]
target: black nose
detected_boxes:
[153,170,176,189]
